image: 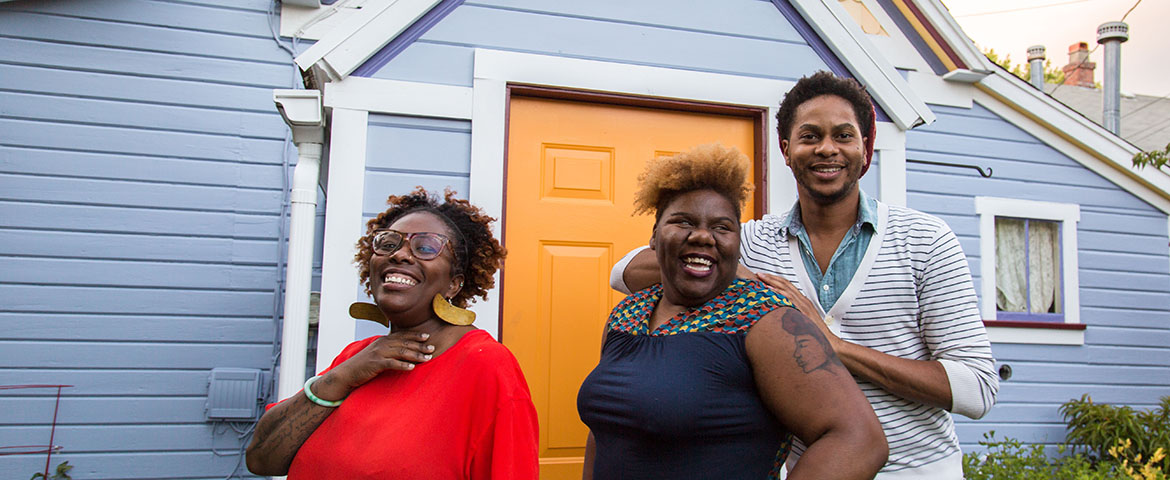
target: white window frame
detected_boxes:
[975,196,1083,345]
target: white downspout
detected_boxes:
[273,90,325,402]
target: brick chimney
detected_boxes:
[1062,42,1096,87]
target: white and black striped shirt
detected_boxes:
[741,201,998,476]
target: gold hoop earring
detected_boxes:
[433,294,475,326]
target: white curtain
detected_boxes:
[996,218,1061,313]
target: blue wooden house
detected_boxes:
[2,0,1168,478]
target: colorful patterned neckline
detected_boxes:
[608,278,794,336]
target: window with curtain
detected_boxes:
[995,217,1063,321]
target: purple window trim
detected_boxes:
[995,217,1066,323]
[352,0,466,78]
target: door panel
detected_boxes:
[502,95,758,479]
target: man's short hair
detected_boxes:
[775,71,875,143]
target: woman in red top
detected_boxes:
[246,187,538,479]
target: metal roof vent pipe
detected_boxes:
[1027,45,1046,90]
[1097,21,1129,135]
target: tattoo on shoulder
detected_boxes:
[780,309,841,375]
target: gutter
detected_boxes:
[272,90,326,401]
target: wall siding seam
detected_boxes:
[0,88,285,115]
[0,34,294,67]
[0,59,290,90]
[0,172,284,193]
[1,10,278,41]
[0,115,289,142]
[0,144,292,167]
[0,199,283,216]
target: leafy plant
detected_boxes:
[963,431,1121,480]
[1110,439,1168,480]
[30,461,72,480]
[1061,395,1170,472]
[1133,143,1170,171]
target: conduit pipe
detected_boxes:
[1097,21,1129,136]
[273,90,326,402]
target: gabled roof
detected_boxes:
[886,0,1170,210]
[293,0,935,130]
[1044,84,1170,153]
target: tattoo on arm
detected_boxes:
[780,309,841,375]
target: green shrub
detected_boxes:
[1062,395,1170,473]
[963,431,1123,480]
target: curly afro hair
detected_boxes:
[632,143,753,222]
[353,187,506,308]
[775,70,875,150]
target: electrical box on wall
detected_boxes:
[205,368,263,421]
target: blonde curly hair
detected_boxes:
[632,143,753,221]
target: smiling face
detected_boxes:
[651,189,741,308]
[781,94,867,206]
[368,211,463,329]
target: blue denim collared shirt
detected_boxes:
[778,189,879,313]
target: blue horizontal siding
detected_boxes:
[910,102,1170,451]
[0,1,293,477]
[0,341,272,369]
[5,451,255,479]
[362,115,474,217]
[0,370,220,397]
[2,202,282,239]
[1,313,275,343]
[0,146,285,190]
[0,230,277,265]
[1,397,215,425]
[368,1,827,86]
[0,64,282,112]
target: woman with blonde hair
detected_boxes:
[577,144,886,479]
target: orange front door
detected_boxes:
[502,95,759,479]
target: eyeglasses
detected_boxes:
[371,229,453,261]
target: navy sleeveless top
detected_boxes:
[577,278,794,479]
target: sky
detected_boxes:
[938,0,1168,97]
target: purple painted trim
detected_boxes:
[873,0,947,75]
[322,0,340,5]
[997,311,1065,323]
[352,0,466,78]
[770,0,892,123]
[1024,218,1031,311]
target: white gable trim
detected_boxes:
[974,73,1170,214]
[975,197,1083,346]
[315,107,371,371]
[789,0,936,130]
[295,0,442,82]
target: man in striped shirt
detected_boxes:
[611,71,998,478]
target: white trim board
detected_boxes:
[975,196,1082,346]
[986,325,1084,346]
[974,74,1170,214]
[315,108,370,370]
